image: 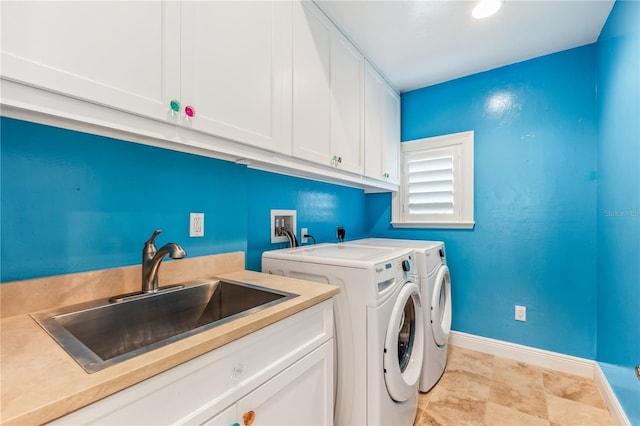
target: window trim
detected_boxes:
[392,131,475,229]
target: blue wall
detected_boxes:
[368,46,600,359]
[0,117,366,282]
[596,0,640,423]
[246,169,367,271]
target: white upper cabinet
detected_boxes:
[292,1,364,175]
[1,0,398,190]
[382,83,401,183]
[1,1,292,154]
[0,1,180,122]
[180,2,292,154]
[292,1,333,167]
[364,64,385,180]
[364,63,400,184]
[330,30,365,175]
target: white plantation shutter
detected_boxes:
[407,155,455,214]
[392,131,474,229]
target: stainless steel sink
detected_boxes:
[31,279,298,373]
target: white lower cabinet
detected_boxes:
[52,300,333,426]
[204,405,237,426]
[204,341,333,426]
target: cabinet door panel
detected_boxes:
[0,1,180,121]
[180,1,291,153]
[382,85,401,183]
[292,1,333,166]
[237,341,333,426]
[364,64,384,180]
[331,32,364,174]
[202,404,237,426]
[364,64,400,184]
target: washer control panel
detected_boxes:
[374,254,414,295]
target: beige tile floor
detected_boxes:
[415,345,616,426]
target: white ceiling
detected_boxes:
[315,0,615,93]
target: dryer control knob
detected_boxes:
[402,260,411,272]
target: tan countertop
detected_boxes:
[0,254,339,425]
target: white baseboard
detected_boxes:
[594,363,632,426]
[449,331,630,425]
[450,331,594,377]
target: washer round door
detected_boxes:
[383,282,424,402]
[431,265,452,347]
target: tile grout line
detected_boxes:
[483,352,495,425]
[450,331,595,378]
[415,345,613,426]
[449,330,628,424]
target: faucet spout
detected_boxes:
[160,242,187,260]
[141,230,187,293]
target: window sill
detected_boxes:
[390,221,475,230]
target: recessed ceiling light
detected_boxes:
[472,0,502,19]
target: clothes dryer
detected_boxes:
[346,239,452,392]
[262,244,423,425]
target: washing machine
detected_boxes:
[346,239,452,392]
[262,244,424,425]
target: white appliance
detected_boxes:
[346,239,452,392]
[262,244,424,425]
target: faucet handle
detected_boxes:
[144,229,162,253]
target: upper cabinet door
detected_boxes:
[330,31,364,175]
[180,2,292,154]
[292,1,333,166]
[382,84,401,184]
[364,64,385,180]
[292,1,364,174]
[364,64,400,184]
[0,1,180,122]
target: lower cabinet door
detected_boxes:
[238,340,333,426]
[202,404,237,426]
[206,340,333,426]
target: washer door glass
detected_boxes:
[398,297,415,372]
[383,282,424,402]
[431,265,452,347]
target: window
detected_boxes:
[392,131,474,229]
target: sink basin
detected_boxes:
[31,279,298,373]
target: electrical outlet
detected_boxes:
[301,228,308,244]
[515,305,526,322]
[190,213,204,237]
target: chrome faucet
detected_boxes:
[109,230,187,302]
[141,229,187,293]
